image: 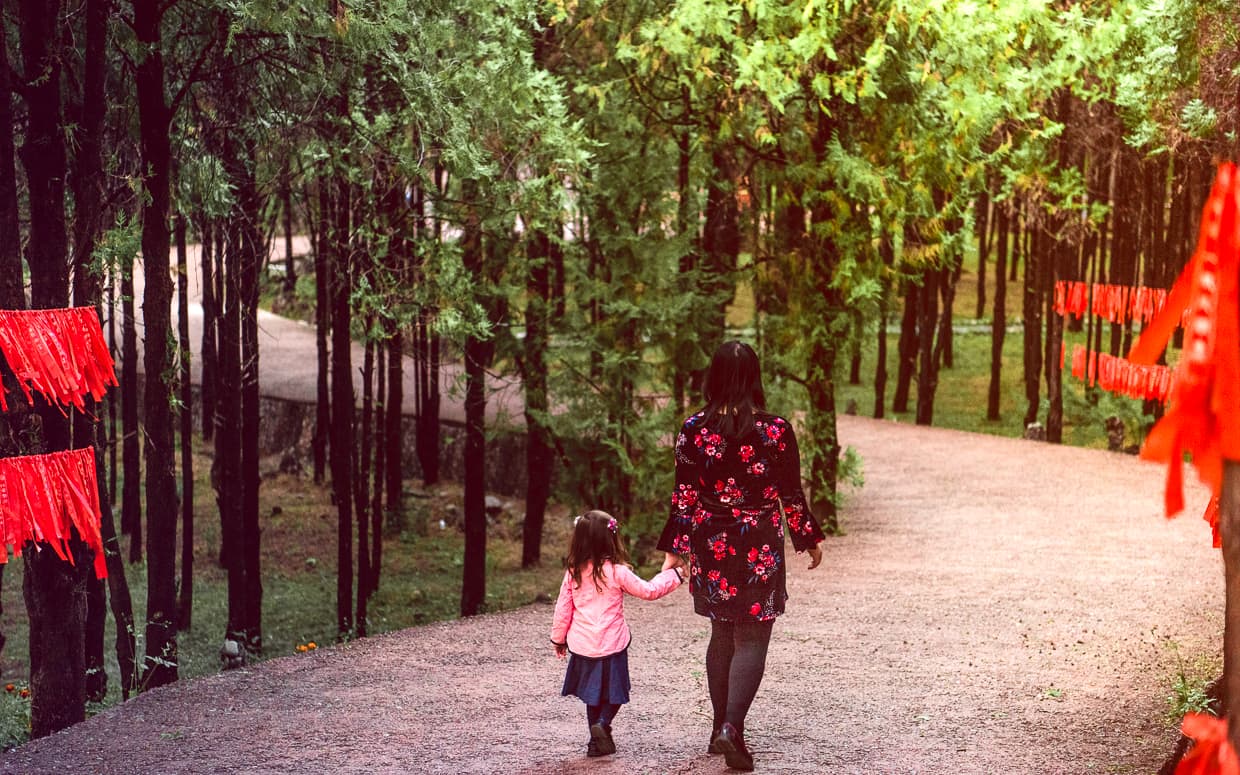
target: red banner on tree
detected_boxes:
[0,447,106,578]
[1054,280,1171,325]
[0,307,118,413]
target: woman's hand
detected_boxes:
[661,552,685,572]
[806,544,823,570]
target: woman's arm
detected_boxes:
[656,425,698,555]
[775,419,827,554]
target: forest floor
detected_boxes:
[0,415,1222,774]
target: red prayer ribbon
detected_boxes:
[0,307,118,414]
[0,447,106,578]
[1177,713,1240,775]
[1065,344,1172,402]
[1130,162,1240,520]
[1054,280,1170,325]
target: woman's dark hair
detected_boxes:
[703,340,766,438]
[566,510,631,591]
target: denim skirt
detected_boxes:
[561,648,631,705]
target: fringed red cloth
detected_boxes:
[1177,714,1240,775]
[1130,162,1240,519]
[0,447,106,579]
[1065,344,1172,402]
[0,307,117,414]
[1054,280,1170,324]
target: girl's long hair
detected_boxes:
[566,510,630,591]
[702,340,766,439]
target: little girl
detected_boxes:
[550,510,684,758]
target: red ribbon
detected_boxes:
[1177,713,1240,775]
[1130,162,1240,520]
[0,307,118,414]
[0,447,106,579]
[1066,344,1172,402]
[1054,280,1171,324]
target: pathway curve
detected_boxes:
[0,416,1222,774]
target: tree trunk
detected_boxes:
[216,218,246,653]
[892,277,918,414]
[97,418,136,699]
[330,173,355,637]
[239,152,263,656]
[176,214,194,630]
[314,178,331,485]
[0,3,20,674]
[460,182,488,617]
[356,336,373,637]
[282,165,296,294]
[69,0,109,703]
[915,269,941,426]
[200,218,217,443]
[987,203,1009,421]
[873,237,894,419]
[1022,203,1042,429]
[384,329,403,537]
[18,0,89,734]
[370,341,384,596]
[975,190,990,319]
[522,229,553,568]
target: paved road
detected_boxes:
[109,240,522,425]
[0,417,1221,774]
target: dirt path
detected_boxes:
[0,416,1222,774]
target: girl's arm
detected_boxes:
[549,570,575,651]
[613,564,682,601]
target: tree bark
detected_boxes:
[460,182,488,617]
[18,0,89,734]
[892,277,918,414]
[330,173,355,637]
[176,214,194,630]
[314,177,331,485]
[873,237,894,419]
[356,336,373,636]
[975,190,990,320]
[1022,203,1042,429]
[915,269,941,426]
[522,229,553,568]
[199,217,217,443]
[987,203,1009,421]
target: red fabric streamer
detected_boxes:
[1066,344,1172,402]
[1054,280,1171,324]
[1130,162,1240,519]
[0,447,106,579]
[1177,713,1240,775]
[0,307,118,414]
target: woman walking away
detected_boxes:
[550,510,684,758]
[657,341,825,771]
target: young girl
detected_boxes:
[550,510,684,758]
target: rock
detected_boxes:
[845,400,859,416]
[220,639,246,670]
[1023,422,1046,441]
[534,592,552,604]
[271,505,283,516]
[1104,416,1125,452]
[485,495,504,516]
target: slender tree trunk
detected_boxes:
[873,237,894,419]
[522,229,553,568]
[176,214,194,630]
[97,418,136,698]
[121,262,140,560]
[460,183,488,617]
[0,3,20,674]
[987,203,1009,421]
[236,144,263,656]
[282,165,296,294]
[384,328,403,538]
[370,342,385,595]
[975,191,990,320]
[200,218,217,442]
[217,218,246,654]
[1022,204,1042,429]
[314,178,331,485]
[892,277,918,414]
[915,269,941,426]
[330,175,355,637]
[356,337,373,636]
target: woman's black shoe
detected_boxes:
[589,723,616,756]
[715,722,754,771]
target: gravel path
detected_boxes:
[0,416,1223,774]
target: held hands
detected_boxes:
[806,544,823,570]
[661,552,686,572]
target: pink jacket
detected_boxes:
[550,562,681,658]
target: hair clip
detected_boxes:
[607,518,618,534]
[573,514,585,526]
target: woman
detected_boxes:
[657,340,825,772]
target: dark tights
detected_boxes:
[706,618,774,735]
[586,703,620,729]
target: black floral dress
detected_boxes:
[656,411,825,622]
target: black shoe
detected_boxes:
[715,723,754,771]
[708,728,724,754]
[586,738,603,757]
[589,723,616,756]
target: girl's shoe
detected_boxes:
[589,723,616,756]
[715,723,754,771]
[708,728,724,754]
